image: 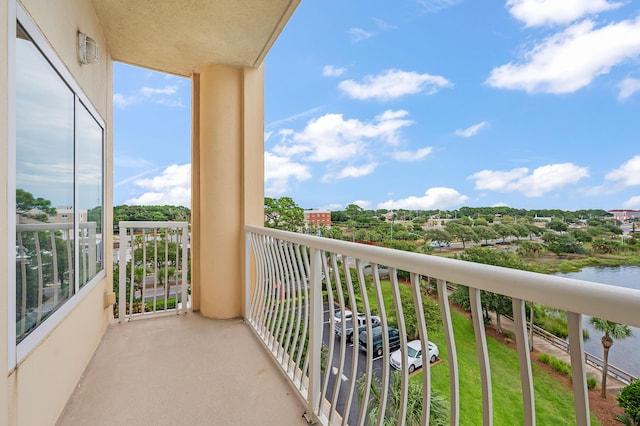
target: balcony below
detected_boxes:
[56,313,309,426]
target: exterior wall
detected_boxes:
[194,64,264,319]
[3,1,114,424]
[304,210,331,228]
[1,3,12,424]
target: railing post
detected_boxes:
[470,287,493,426]
[88,223,97,280]
[181,224,189,313]
[513,298,535,426]
[568,312,590,426]
[307,247,322,419]
[244,230,252,320]
[118,223,127,322]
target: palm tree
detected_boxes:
[357,370,448,425]
[589,317,632,398]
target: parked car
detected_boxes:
[333,308,368,323]
[335,315,381,343]
[429,241,450,248]
[358,326,401,357]
[333,309,353,324]
[389,340,439,373]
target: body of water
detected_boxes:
[556,266,640,378]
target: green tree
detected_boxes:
[358,370,448,426]
[492,224,512,242]
[616,380,640,425]
[526,224,544,240]
[569,228,592,243]
[16,189,57,222]
[456,248,535,332]
[592,238,620,254]
[517,241,544,258]
[264,197,304,232]
[446,222,476,248]
[546,219,568,233]
[344,203,365,222]
[589,318,632,398]
[512,224,530,240]
[323,227,343,240]
[425,229,451,248]
[542,232,586,255]
[473,225,498,245]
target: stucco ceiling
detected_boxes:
[91,0,300,76]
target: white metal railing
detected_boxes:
[244,225,640,426]
[16,222,98,339]
[117,221,190,321]
[503,313,638,385]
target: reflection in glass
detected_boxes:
[15,22,105,342]
[77,102,104,286]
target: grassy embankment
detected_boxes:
[368,280,601,425]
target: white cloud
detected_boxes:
[113,93,136,108]
[339,69,452,101]
[126,163,191,207]
[373,18,397,31]
[416,0,462,13]
[455,121,488,137]
[486,18,640,94]
[348,27,374,43]
[622,195,640,208]
[265,152,311,195]
[469,163,589,197]
[114,84,182,108]
[606,155,640,186]
[323,65,346,77]
[140,85,178,96]
[273,110,413,163]
[324,203,344,211]
[618,78,640,100]
[391,146,433,161]
[266,106,325,128]
[322,163,378,182]
[378,187,469,210]
[353,200,372,209]
[506,0,623,27]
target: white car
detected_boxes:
[333,309,353,323]
[389,340,439,373]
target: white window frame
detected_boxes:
[9,4,107,370]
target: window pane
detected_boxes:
[15,24,75,342]
[77,102,104,287]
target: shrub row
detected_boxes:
[537,353,596,390]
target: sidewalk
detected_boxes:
[490,314,626,396]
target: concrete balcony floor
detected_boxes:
[57,313,308,426]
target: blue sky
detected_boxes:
[114,0,640,212]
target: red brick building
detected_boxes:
[304,209,331,228]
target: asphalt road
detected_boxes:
[322,304,389,425]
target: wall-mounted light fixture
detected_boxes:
[78,32,99,65]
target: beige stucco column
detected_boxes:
[192,64,264,319]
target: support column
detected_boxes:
[192,64,264,319]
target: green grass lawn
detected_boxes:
[366,280,601,424]
[414,308,601,425]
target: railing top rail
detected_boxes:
[17,222,97,231]
[119,221,189,229]
[245,225,640,328]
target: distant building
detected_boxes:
[609,210,640,221]
[304,209,331,228]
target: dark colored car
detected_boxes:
[358,326,401,357]
[335,315,381,343]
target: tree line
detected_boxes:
[113,205,190,231]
